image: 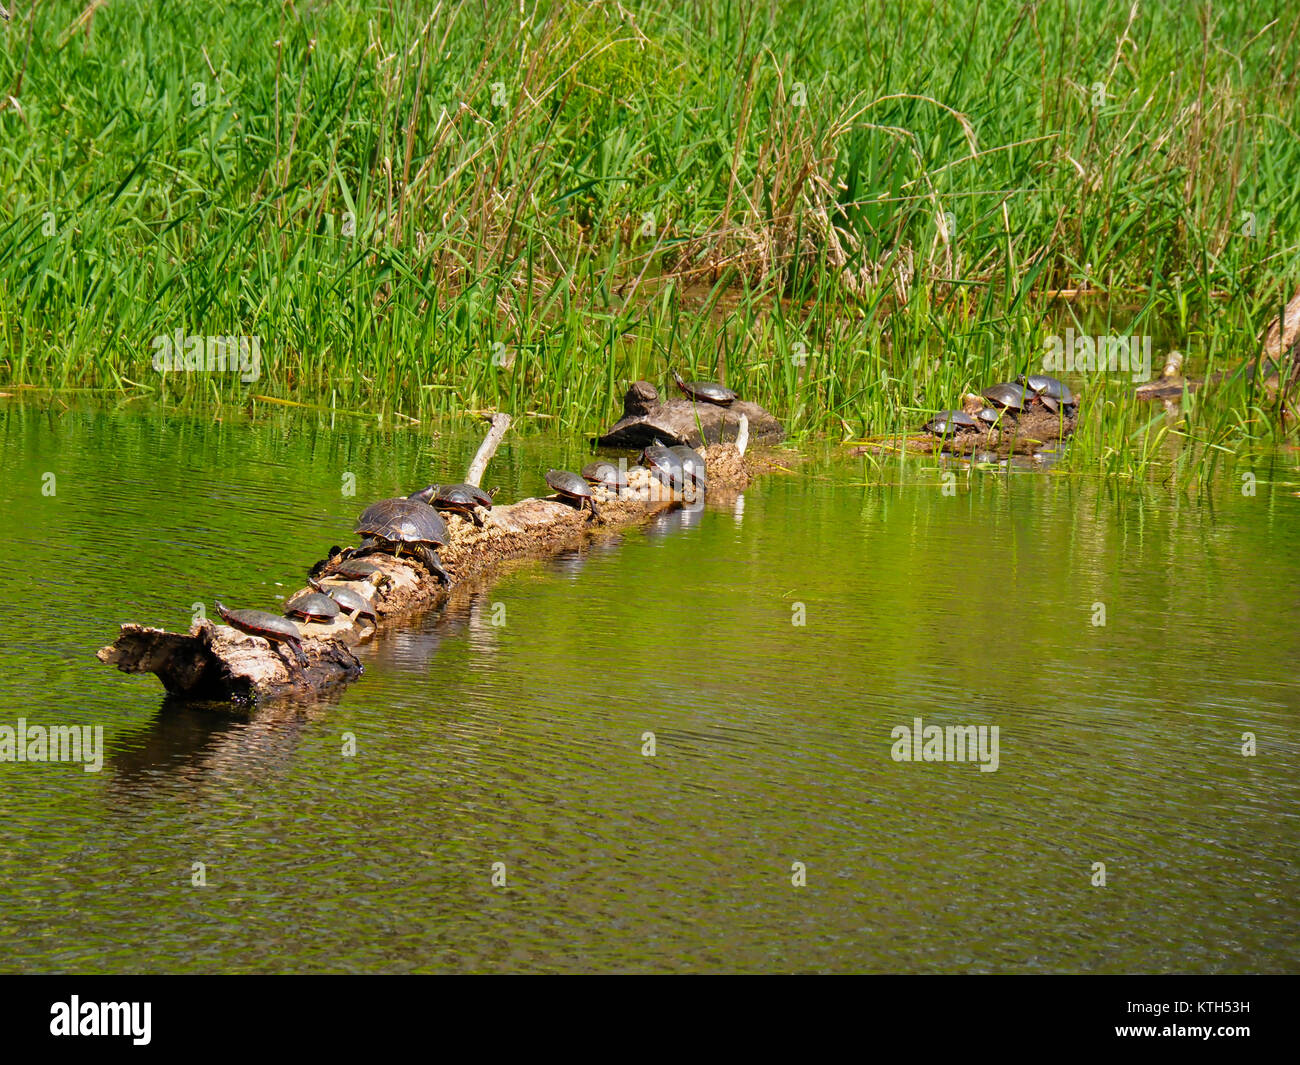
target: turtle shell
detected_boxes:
[215,602,303,643]
[355,498,449,547]
[433,483,493,509]
[981,382,1030,411]
[546,469,593,500]
[1017,374,1076,412]
[284,590,340,621]
[326,585,377,619]
[669,445,709,487]
[924,410,979,435]
[641,443,686,486]
[581,461,627,489]
[329,558,393,585]
[673,371,737,406]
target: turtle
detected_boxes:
[284,589,341,622]
[669,444,709,490]
[923,410,979,436]
[352,497,452,586]
[581,460,628,493]
[309,578,378,624]
[641,441,687,491]
[215,602,309,672]
[325,556,395,591]
[981,382,1031,412]
[419,482,494,526]
[545,469,600,520]
[1016,373,1077,414]
[672,370,737,407]
[975,407,1007,428]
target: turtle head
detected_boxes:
[408,485,438,504]
[671,370,686,387]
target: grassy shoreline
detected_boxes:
[1,0,1298,474]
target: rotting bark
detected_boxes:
[98,414,763,705]
[597,381,785,449]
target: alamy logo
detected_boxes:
[50,996,151,1045]
[1042,328,1152,382]
[890,716,1000,772]
[152,329,261,382]
[0,719,103,772]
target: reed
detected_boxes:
[1,0,1296,479]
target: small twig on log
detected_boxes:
[465,412,512,487]
[735,413,749,456]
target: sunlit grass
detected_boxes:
[0,0,1297,482]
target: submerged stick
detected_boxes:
[465,412,512,487]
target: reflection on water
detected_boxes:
[0,406,1298,973]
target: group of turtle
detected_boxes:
[214,482,494,675]
[211,370,733,676]
[923,373,1078,438]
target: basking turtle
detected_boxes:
[641,440,686,489]
[975,407,1005,428]
[545,469,600,520]
[309,578,378,624]
[353,497,452,586]
[325,556,395,591]
[981,382,1031,412]
[582,460,628,493]
[669,444,709,490]
[923,410,979,436]
[418,483,494,526]
[215,602,309,672]
[672,370,737,407]
[284,589,341,622]
[1016,373,1077,414]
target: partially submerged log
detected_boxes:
[597,381,785,448]
[851,401,1076,459]
[98,417,762,705]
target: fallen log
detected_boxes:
[98,413,762,705]
[596,380,785,449]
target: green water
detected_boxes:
[0,405,1297,973]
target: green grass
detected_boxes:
[1,0,1298,480]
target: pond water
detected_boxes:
[0,405,1297,973]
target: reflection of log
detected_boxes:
[597,381,784,448]
[98,420,760,704]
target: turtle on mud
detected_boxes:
[284,589,341,623]
[923,410,979,436]
[1016,373,1077,414]
[672,370,737,407]
[981,382,1031,412]
[352,496,452,586]
[640,440,685,487]
[545,469,600,520]
[975,407,1005,429]
[215,602,309,674]
[417,483,495,527]
[669,444,709,490]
